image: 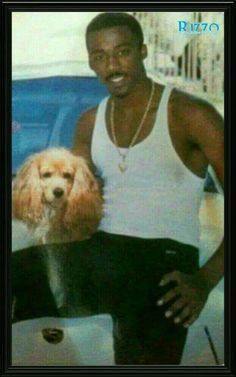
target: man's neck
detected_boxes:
[111,76,153,109]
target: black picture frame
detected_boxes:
[1,1,234,376]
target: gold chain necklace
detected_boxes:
[110,79,155,172]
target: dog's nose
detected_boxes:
[53,188,64,198]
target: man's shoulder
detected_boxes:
[73,106,99,150]
[79,95,108,126]
[79,106,98,126]
[169,86,223,147]
[170,87,217,122]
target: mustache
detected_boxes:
[106,73,126,81]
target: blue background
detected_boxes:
[12,76,108,173]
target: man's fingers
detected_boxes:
[159,271,182,287]
[166,298,186,317]
[183,313,199,328]
[173,305,191,324]
[157,287,179,307]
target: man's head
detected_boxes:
[86,12,148,97]
[86,12,144,48]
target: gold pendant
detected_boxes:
[119,160,127,172]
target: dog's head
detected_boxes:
[12,148,101,225]
[37,149,77,207]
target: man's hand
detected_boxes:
[157,270,210,328]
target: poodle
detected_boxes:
[12,148,103,244]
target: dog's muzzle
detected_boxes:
[53,188,64,198]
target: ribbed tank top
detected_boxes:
[91,83,205,248]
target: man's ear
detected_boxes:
[88,58,93,70]
[87,54,94,70]
[141,44,148,60]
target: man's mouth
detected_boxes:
[107,74,126,84]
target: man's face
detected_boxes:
[87,25,147,97]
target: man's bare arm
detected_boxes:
[71,107,97,171]
[188,100,224,290]
[158,97,224,327]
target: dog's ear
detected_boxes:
[12,156,44,223]
[64,157,102,233]
[72,157,100,193]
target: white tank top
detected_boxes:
[91,83,205,247]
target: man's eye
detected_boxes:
[118,49,131,57]
[93,54,105,62]
[42,172,52,178]
[63,173,72,179]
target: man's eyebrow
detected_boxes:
[115,43,135,48]
[89,49,105,55]
[89,43,135,54]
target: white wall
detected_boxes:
[12,12,100,78]
[12,12,100,65]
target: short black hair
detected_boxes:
[86,12,144,47]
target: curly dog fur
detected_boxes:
[12,148,103,244]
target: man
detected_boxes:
[72,12,224,365]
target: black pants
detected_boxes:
[12,231,199,365]
[89,232,200,365]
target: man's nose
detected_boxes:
[107,54,120,72]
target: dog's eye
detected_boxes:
[42,172,52,178]
[63,173,72,179]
